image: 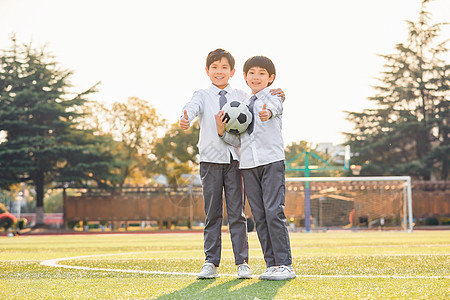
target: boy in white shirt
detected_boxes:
[216,56,295,280]
[180,49,284,279]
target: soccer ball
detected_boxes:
[222,100,253,134]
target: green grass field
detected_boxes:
[1,230,449,299]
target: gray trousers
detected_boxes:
[242,160,292,267]
[199,159,248,267]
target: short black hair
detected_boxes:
[206,48,235,70]
[243,56,276,86]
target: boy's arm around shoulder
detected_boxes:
[266,93,283,118]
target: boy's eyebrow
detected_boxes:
[211,61,229,65]
[211,63,230,68]
[248,67,267,72]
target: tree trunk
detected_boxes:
[34,171,45,226]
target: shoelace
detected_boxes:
[202,264,214,271]
[262,266,277,274]
[238,264,250,271]
[275,266,291,273]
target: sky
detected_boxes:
[0,0,449,146]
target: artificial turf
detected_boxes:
[0,231,449,299]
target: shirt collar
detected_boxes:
[210,84,232,95]
[254,87,271,99]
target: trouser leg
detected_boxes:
[261,161,292,266]
[223,160,248,265]
[242,166,276,267]
[200,162,224,267]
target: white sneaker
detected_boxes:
[197,262,219,279]
[258,266,278,280]
[237,262,252,279]
[267,265,296,280]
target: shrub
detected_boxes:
[425,217,439,226]
[0,203,7,214]
[16,218,28,229]
[67,221,81,229]
[440,218,450,225]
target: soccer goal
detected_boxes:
[285,176,413,232]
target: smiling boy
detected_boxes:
[216,56,295,280]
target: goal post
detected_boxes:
[285,176,413,232]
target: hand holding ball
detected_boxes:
[221,100,253,134]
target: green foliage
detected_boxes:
[345,0,449,180]
[56,129,126,188]
[79,97,166,186]
[285,141,309,163]
[0,36,120,223]
[0,202,7,214]
[151,120,199,185]
[285,141,309,177]
[15,218,27,229]
[108,97,166,186]
[43,189,63,213]
[284,141,346,177]
[424,217,439,226]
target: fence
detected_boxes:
[63,180,449,229]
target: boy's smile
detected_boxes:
[206,57,235,89]
[244,66,275,94]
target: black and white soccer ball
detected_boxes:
[222,100,253,134]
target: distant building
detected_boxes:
[315,143,349,165]
[316,143,345,155]
[153,174,168,185]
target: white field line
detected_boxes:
[8,252,448,263]
[40,252,450,279]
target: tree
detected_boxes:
[56,129,127,188]
[151,120,199,186]
[284,141,309,177]
[76,101,131,186]
[91,97,167,186]
[0,36,115,225]
[0,202,7,214]
[284,141,346,177]
[345,0,449,180]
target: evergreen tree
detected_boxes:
[345,0,449,180]
[0,36,116,225]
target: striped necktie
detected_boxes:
[247,95,257,135]
[219,90,227,109]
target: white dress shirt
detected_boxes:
[222,87,285,169]
[182,84,248,163]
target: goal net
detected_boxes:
[285,176,413,232]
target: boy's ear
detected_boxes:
[230,68,235,77]
[205,66,210,76]
[243,72,249,86]
[269,74,275,83]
